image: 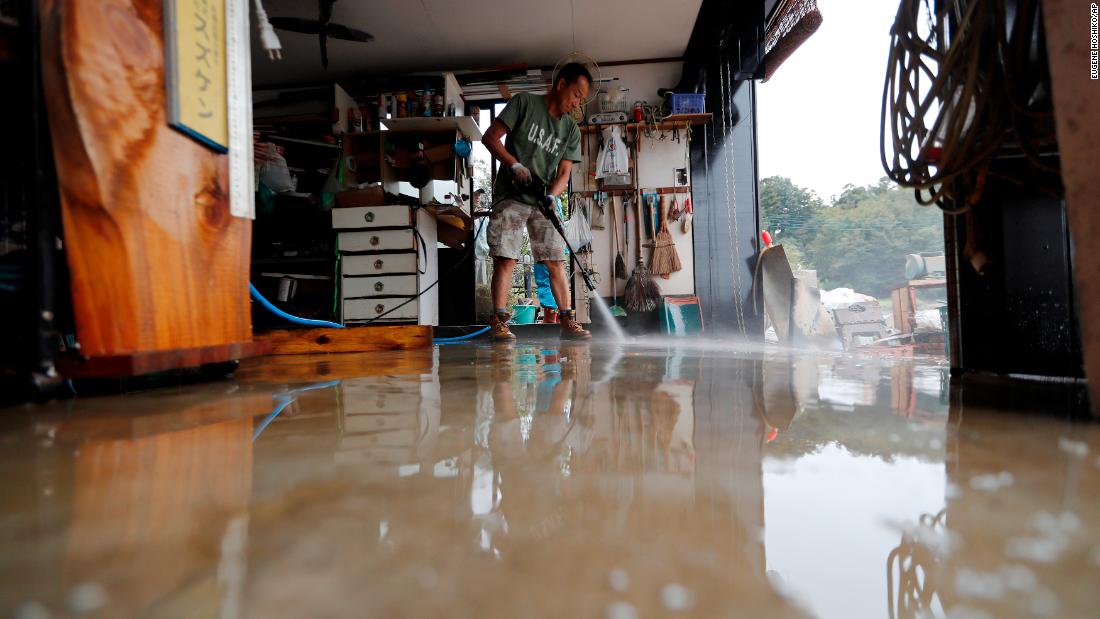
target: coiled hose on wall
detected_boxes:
[880,0,1058,213]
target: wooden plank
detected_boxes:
[39,0,253,359]
[256,325,432,355]
[56,341,270,378]
[1043,0,1100,413]
[235,349,435,382]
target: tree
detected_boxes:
[759,176,826,272]
[758,176,944,298]
[805,178,943,297]
[472,157,494,208]
[759,176,825,249]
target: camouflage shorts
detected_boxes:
[487,198,565,262]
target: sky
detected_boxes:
[757,0,901,202]
[764,446,947,619]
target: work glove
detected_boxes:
[510,162,533,186]
[546,195,563,217]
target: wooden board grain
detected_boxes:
[55,341,270,378]
[39,0,253,359]
[256,325,433,355]
[235,349,436,382]
[64,419,253,617]
[41,388,276,441]
[1044,0,1100,414]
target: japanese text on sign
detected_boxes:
[166,0,228,151]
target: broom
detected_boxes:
[651,195,682,280]
[625,192,660,312]
[612,196,627,279]
[609,195,627,317]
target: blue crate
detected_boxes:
[668,93,705,115]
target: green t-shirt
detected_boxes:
[492,92,582,207]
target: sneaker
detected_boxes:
[559,309,592,340]
[489,312,517,341]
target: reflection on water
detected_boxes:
[0,343,1097,618]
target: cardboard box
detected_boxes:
[335,186,386,208]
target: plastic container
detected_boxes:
[511,305,537,324]
[668,93,705,115]
[600,91,630,113]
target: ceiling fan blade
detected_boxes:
[324,23,374,43]
[268,17,322,35]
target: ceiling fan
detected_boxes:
[268,0,374,68]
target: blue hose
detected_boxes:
[253,380,342,442]
[250,283,344,329]
[252,398,293,442]
[252,280,492,342]
[433,326,491,343]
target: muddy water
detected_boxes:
[0,341,1096,618]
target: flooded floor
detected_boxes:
[0,340,1098,618]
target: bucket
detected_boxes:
[511,305,537,324]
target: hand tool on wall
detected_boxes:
[651,195,682,279]
[612,196,627,279]
[668,192,684,222]
[642,193,654,248]
[680,197,693,234]
[625,193,660,312]
[591,192,606,229]
[646,192,655,234]
[622,194,631,271]
[609,197,627,316]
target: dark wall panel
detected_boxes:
[691,79,763,338]
[950,172,1083,377]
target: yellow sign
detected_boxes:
[165,0,228,152]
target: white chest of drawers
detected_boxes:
[332,204,438,325]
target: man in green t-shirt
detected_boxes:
[483,62,592,342]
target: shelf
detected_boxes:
[573,185,691,197]
[380,116,483,140]
[268,135,341,149]
[580,113,712,134]
[254,113,330,125]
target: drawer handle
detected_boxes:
[375,304,385,314]
[364,212,375,223]
[374,282,384,292]
[369,236,381,246]
[374,259,384,270]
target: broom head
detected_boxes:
[625,258,660,312]
[650,229,681,278]
[615,252,628,279]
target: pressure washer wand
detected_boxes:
[532,192,598,293]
